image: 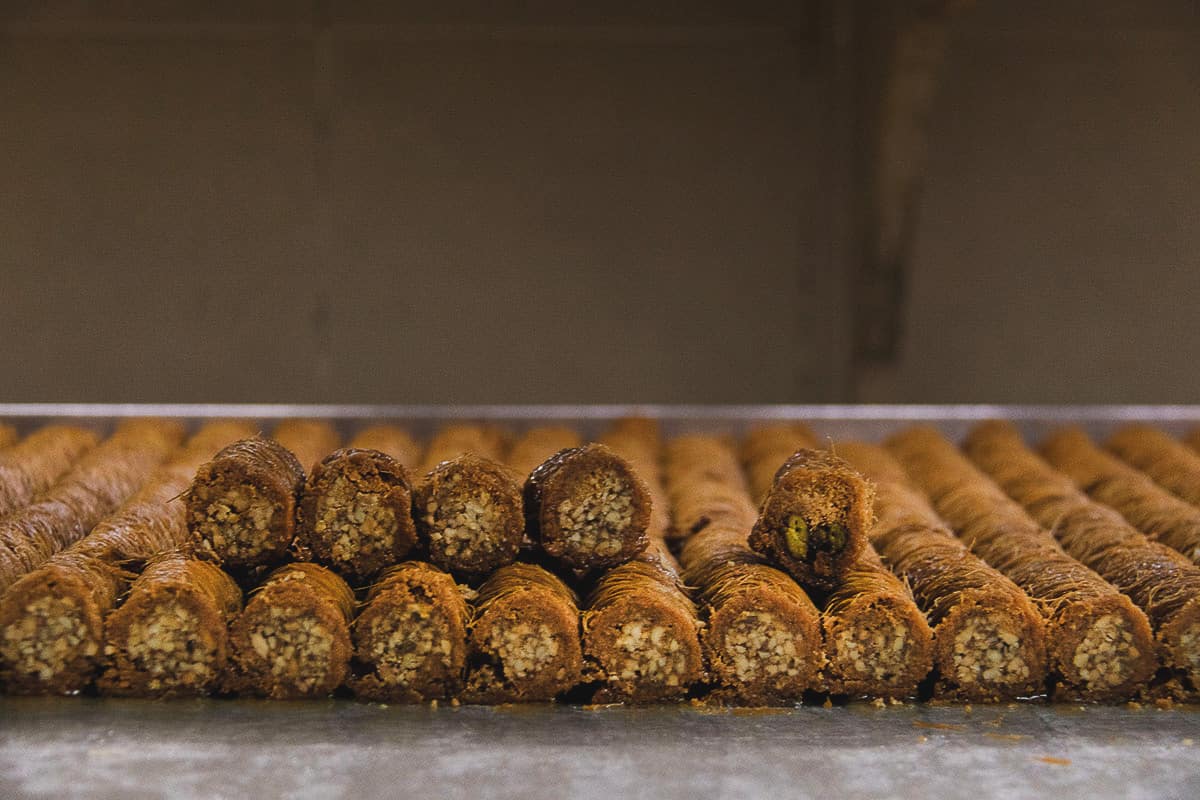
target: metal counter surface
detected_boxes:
[2,699,1198,800]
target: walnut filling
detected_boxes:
[608,617,689,686]
[315,474,397,564]
[555,469,634,558]
[191,484,278,560]
[722,611,804,682]
[486,621,560,680]
[361,602,453,684]
[1178,624,1200,682]
[1071,613,1140,690]
[247,606,336,694]
[951,614,1030,687]
[424,473,504,562]
[0,595,94,682]
[122,600,217,692]
[832,621,909,683]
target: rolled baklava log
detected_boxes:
[1108,424,1200,508]
[97,555,242,697]
[419,423,508,474]
[0,425,98,518]
[185,437,306,571]
[349,424,423,471]
[1185,428,1200,457]
[350,561,470,703]
[0,421,256,694]
[227,562,355,699]
[525,444,651,571]
[821,544,933,699]
[668,435,824,705]
[887,426,1156,701]
[582,541,704,703]
[296,448,418,582]
[965,421,1200,694]
[1042,428,1200,564]
[597,417,674,542]
[270,419,341,473]
[0,424,15,449]
[507,426,582,480]
[412,454,525,578]
[747,449,872,592]
[740,422,819,503]
[0,418,183,594]
[835,441,1047,702]
[462,562,583,703]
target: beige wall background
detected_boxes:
[1,1,1197,404]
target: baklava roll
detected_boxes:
[582,541,704,703]
[185,437,306,570]
[462,562,583,703]
[1108,424,1200,508]
[0,419,183,594]
[412,454,525,578]
[507,426,582,479]
[227,562,355,698]
[349,424,423,471]
[270,419,341,473]
[597,417,673,541]
[668,435,824,705]
[1042,427,1200,563]
[1185,427,1200,457]
[0,424,15,449]
[887,426,1156,701]
[821,544,934,699]
[97,555,242,697]
[525,444,651,571]
[419,423,508,474]
[741,422,819,503]
[0,421,256,694]
[965,420,1200,693]
[835,441,1046,702]
[0,424,98,518]
[748,449,872,592]
[350,561,470,703]
[296,448,418,581]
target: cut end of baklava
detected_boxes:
[948,612,1033,692]
[189,483,285,563]
[0,593,97,691]
[554,467,638,560]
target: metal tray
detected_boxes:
[2,404,1200,800]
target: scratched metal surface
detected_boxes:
[1,699,1198,800]
[1,403,1199,442]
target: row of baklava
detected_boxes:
[1,416,1199,704]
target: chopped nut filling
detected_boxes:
[315,474,397,565]
[191,484,278,560]
[360,602,453,684]
[1178,624,1200,682]
[424,473,504,562]
[486,621,559,680]
[555,468,634,557]
[951,614,1030,687]
[722,611,804,682]
[248,606,337,694]
[1,595,94,682]
[832,621,909,683]
[124,600,217,692]
[1071,613,1140,690]
[609,617,689,686]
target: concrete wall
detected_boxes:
[0,2,837,404]
[857,0,1200,403]
[2,1,1197,405]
